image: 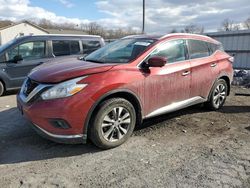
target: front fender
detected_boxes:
[83,87,143,135]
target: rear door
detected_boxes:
[143,39,191,117]
[187,39,219,99]
[4,40,49,88]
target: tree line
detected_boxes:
[0,17,250,38]
[170,17,250,34]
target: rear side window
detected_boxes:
[7,41,46,61]
[52,40,80,56]
[82,40,101,54]
[70,41,81,54]
[188,40,210,59]
[149,39,186,63]
[207,42,224,55]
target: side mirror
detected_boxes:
[147,56,167,67]
[13,55,23,63]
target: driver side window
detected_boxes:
[7,41,46,61]
[7,46,18,61]
[149,40,186,64]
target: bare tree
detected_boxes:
[80,22,139,39]
[81,22,104,35]
[183,24,204,34]
[0,20,13,28]
[220,18,240,31]
[38,19,55,29]
[244,17,250,29]
[169,28,178,33]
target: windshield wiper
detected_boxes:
[85,59,105,64]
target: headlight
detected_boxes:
[41,76,87,100]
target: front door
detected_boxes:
[142,39,191,117]
[5,40,48,88]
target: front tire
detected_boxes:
[205,79,228,110]
[0,81,4,97]
[90,98,136,149]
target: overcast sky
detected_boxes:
[0,0,249,33]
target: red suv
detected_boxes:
[17,33,233,149]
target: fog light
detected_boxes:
[49,119,71,129]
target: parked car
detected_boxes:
[17,33,233,149]
[0,34,105,96]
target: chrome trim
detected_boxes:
[210,63,217,67]
[20,83,51,103]
[136,37,221,69]
[182,71,191,76]
[145,96,206,119]
[34,123,84,139]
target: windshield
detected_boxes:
[0,38,18,52]
[85,38,156,64]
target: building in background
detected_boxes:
[0,21,88,46]
[0,21,48,45]
[207,30,250,70]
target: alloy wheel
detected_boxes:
[213,83,226,108]
[101,107,131,142]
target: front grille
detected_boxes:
[23,78,39,96]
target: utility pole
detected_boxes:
[142,0,145,34]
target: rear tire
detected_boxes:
[205,79,228,110]
[0,81,4,97]
[90,98,136,149]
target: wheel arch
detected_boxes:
[218,75,231,96]
[208,75,231,101]
[0,77,5,88]
[83,89,143,136]
[0,76,6,93]
[0,72,10,90]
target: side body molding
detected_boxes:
[145,96,206,119]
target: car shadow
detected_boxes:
[0,108,101,165]
[3,89,19,96]
[0,104,248,165]
[218,105,250,114]
[137,104,206,130]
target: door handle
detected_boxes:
[182,71,191,76]
[211,63,217,67]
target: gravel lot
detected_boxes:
[0,87,250,188]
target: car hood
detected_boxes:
[29,57,115,83]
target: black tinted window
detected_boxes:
[52,40,80,56]
[52,41,70,56]
[82,40,101,54]
[149,40,186,63]
[7,41,45,61]
[188,40,210,59]
[70,41,80,54]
